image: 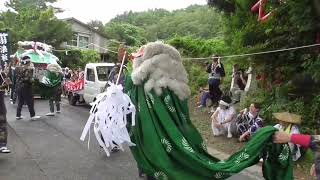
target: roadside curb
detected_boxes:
[207,146,264,180]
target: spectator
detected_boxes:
[230,64,248,103]
[234,103,263,142]
[197,86,212,108]
[211,96,236,138]
[206,55,225,108]
[0,69,11,153]
[70,70,78,82]
[15,55,40,120]
[273,112,302,161]
[64,67,71,80]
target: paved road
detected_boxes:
[0,98,261,180]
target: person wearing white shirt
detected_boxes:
[211,96,236,138]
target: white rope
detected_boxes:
[182,43,320,60]
[52,43,118,54]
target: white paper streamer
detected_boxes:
[80,83,136,156]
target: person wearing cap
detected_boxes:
[206,55,225,111]
[235,103,263,142]
[15,55,40,120]
[273,124,320,178]
[273,112,302,161]
[211,96,236,138]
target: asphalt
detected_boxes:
[0,97,263,180]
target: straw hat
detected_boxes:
[273,112,302,124]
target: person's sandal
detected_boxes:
[0,146,11,153]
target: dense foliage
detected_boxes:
[209,0,320,132]
[103,5,224,46]
[55,50,100,69]
[0,0,72,50]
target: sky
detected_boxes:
[0,0,207,23]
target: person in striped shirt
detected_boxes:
[235,103,264,142]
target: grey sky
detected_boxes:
[0,0,207,23]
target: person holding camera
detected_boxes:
[206,55,225,108]
[230,64,247,104]
[15,55,40,120]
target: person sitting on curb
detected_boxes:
[235,103,263,142]
[273,129,320,178]
[211,96,236,138]
[273,112,302,161]
[197,85,212,108]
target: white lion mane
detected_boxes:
[131,42,191,100]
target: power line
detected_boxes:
[182,43,320,60]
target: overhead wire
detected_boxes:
[182,43,320,60]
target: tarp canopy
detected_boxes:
[15,49,58,64]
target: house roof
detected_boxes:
[62,17,107,38]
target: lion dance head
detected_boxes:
[131,42,191,100]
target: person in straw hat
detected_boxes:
[273,115,320,178]
[273,112,302,161]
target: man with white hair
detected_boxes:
[15,55,40,120]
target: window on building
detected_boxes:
[86,68,95,82]
[67,33,89,49]
[67,33,78,47]
[79,35,89,48]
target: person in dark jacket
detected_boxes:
[15,56,40,120]
[206,55,225,107]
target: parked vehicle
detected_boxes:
[66,63,115,106]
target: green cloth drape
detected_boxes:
[125,76,293,180]
[35,70,62,98]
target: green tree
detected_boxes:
[5,0,62,12]
[0,6,72,50]
[87,20,105,35]
[105,5,224,41]
[208,0,320,131]
[79,50,100,67]
[104,23,146,47]
[55,50,100,69]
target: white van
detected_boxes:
[68,63,115,105]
